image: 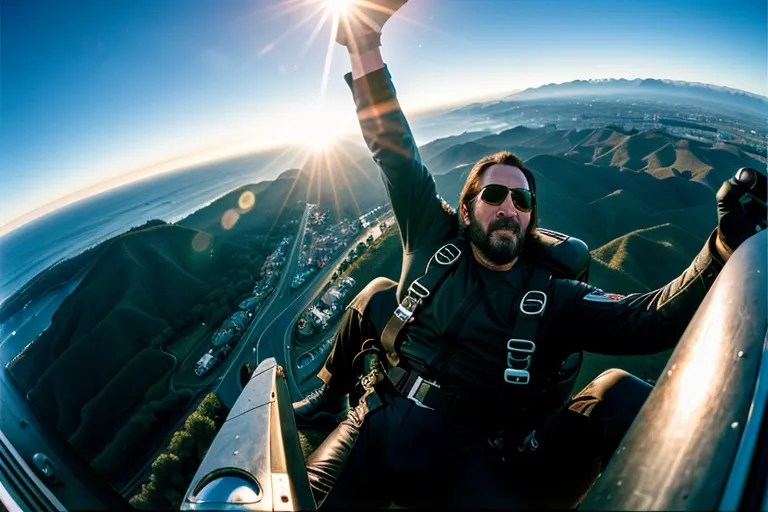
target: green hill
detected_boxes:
[8,225,214,438]
[418,130,492,163]
[425,141,500,175]
[591,223,705,289]
[5,218,285,483]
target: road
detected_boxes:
[251,212,394,401]
[214,204,313,408]
[217,209,394,407]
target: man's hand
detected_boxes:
[336,0,408,54]
[715,167,767,262]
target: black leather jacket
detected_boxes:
[345,66,725,419]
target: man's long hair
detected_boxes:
[458,151,539,243]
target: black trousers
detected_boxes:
[311,281,653,509]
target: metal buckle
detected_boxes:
[517,430,539,452]
[520,290,547,315]
[434,243,461,266]
[507,339,536,353]
[394,305,413,322]
[406,376,439,410]
[408,280,430,300]
[504,368,531,385]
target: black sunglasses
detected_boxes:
[477,184,534,212]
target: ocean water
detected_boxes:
[0,148,306,307]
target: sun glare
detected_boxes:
[297,108,343,150]
[328,0,355,15]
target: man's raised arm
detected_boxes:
[338,3,454,253]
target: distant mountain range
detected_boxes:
[501,78,768,115]
[423,124,766,191]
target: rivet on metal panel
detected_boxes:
[737,351,745,358]
[731,422,739,429]
[234,450,239,455]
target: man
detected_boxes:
[293,1,766,508]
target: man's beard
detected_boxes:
[468,214,525,265]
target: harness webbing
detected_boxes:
[380,238,464,365]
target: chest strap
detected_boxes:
[380,240,463,366]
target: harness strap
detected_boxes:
[385,365,475,415]
[504,267,551,385]
[380,239,463,365]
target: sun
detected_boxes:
[305,129,338,150]
[327,0,356,15]
[294,106,346,150]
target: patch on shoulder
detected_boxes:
[582,288,626,303]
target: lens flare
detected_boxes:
[238,190,256,211]
[221,209,240,230]
[192,232,213,252]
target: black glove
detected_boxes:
[716,167,767,255]
[336,0,408,52]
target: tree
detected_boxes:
[196,393,223,424]
[151,453,183,487]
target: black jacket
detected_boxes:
[345,66,725,416]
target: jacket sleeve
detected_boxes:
[344,66,454,253]
[556,230,726,355]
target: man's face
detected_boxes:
[461,164,532,265]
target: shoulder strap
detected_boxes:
[380,238,464,366]
[504,267,551,385]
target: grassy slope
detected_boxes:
[7,224,214,456]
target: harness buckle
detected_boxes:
[394,295,420,322]
[517,430,539,452]
[406,375,440,410]
[408,280,430,300]
[520,290,547,315]
[434,243,461,266]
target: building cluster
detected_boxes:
[297,277,356,336]
[194,236,293,377]
[292,209,362,291]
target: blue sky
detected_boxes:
[1,0,766,233]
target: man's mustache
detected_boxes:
[489,219,520,234]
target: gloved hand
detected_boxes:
[716,167,767,256]
[336,0,408,53]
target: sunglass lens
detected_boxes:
[480,184,509,205]
[511,189,533,212]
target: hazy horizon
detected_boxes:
[2,0,766,235]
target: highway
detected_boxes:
[214,204,313,408]
[217,208,393,408]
